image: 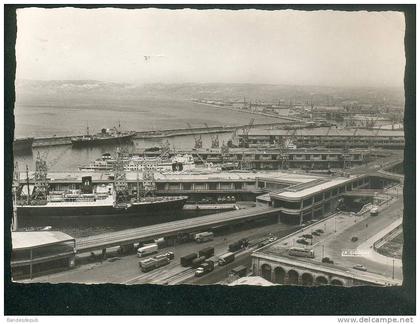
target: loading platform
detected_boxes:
[76,206,281,253]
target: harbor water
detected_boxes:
[12,98,285,237]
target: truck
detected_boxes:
[137,243,158,258]
[138,255,170,272]
[180,253,198,267]
[231,265,248,277]
[194,231,214,243]
[154,237,167,248]
[156,251,175,260]
[195,260,215,277]
[191,256,207,268]
[218,252,235,266]
[198,246,215,259]
[228,238,249,252]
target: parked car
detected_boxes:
[311,231,321,236]
[322,257,334,264]
[302,234,313,239]
[315,229,324,234]
[353,264,367,272]
[297,238,309,245]
[351,236,359,242]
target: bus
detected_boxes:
[288,247,315,258]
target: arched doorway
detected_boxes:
[331,279,344,286]
[301,273,314,286]
[287,269,299,285]
[261,264,272,282]
[315,276,328,286]
[274,267,286,284]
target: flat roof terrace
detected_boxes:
[269,175,363,200]
[12,231,75,250]
[19,170,324,185]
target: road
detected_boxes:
[185,251,252,285]
[76,205,281,252]
[264,185,404,283]
[31,221,298,284]
[321,197,403,280]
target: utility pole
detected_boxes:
[392,259,395,279]
[322,245,325,259]
[25,165,30,205]
[12,162,19,231]
[136,166,140,202]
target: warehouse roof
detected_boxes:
[22,170,322,184]
[270,175,363,200]
[246,128,404,137]
[12,231,75,250]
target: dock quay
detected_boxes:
[75,206,282,253]
[27,121,290,148]
[240,128,405,149]
[179,147,370,170]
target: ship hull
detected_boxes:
[71,133,135,147]
[17,197,188,218]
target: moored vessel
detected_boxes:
[15,152,188,218]
[71,124,136,147]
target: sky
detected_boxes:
[15,8,406,88]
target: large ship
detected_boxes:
[79,153,195,172]
[15,153,188,218]
[16,187,188,218]
[71,124,136,147]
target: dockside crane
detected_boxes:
[186,122,202,149]
[204,123,219,148]
[239,118,255,148]
[227,127,239,148]
[342,128,358,169]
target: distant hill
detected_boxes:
[15,79,405,107]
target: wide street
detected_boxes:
[31,219,298,284]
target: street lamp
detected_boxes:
[334,217,337,233]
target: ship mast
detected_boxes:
[25,164,30,205]
[114,147,129,204]
[12,162,20,231]
[142,163,156,197]
[136,165,140,202]
[32,152,49,201]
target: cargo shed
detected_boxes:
[11,231,76,280]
